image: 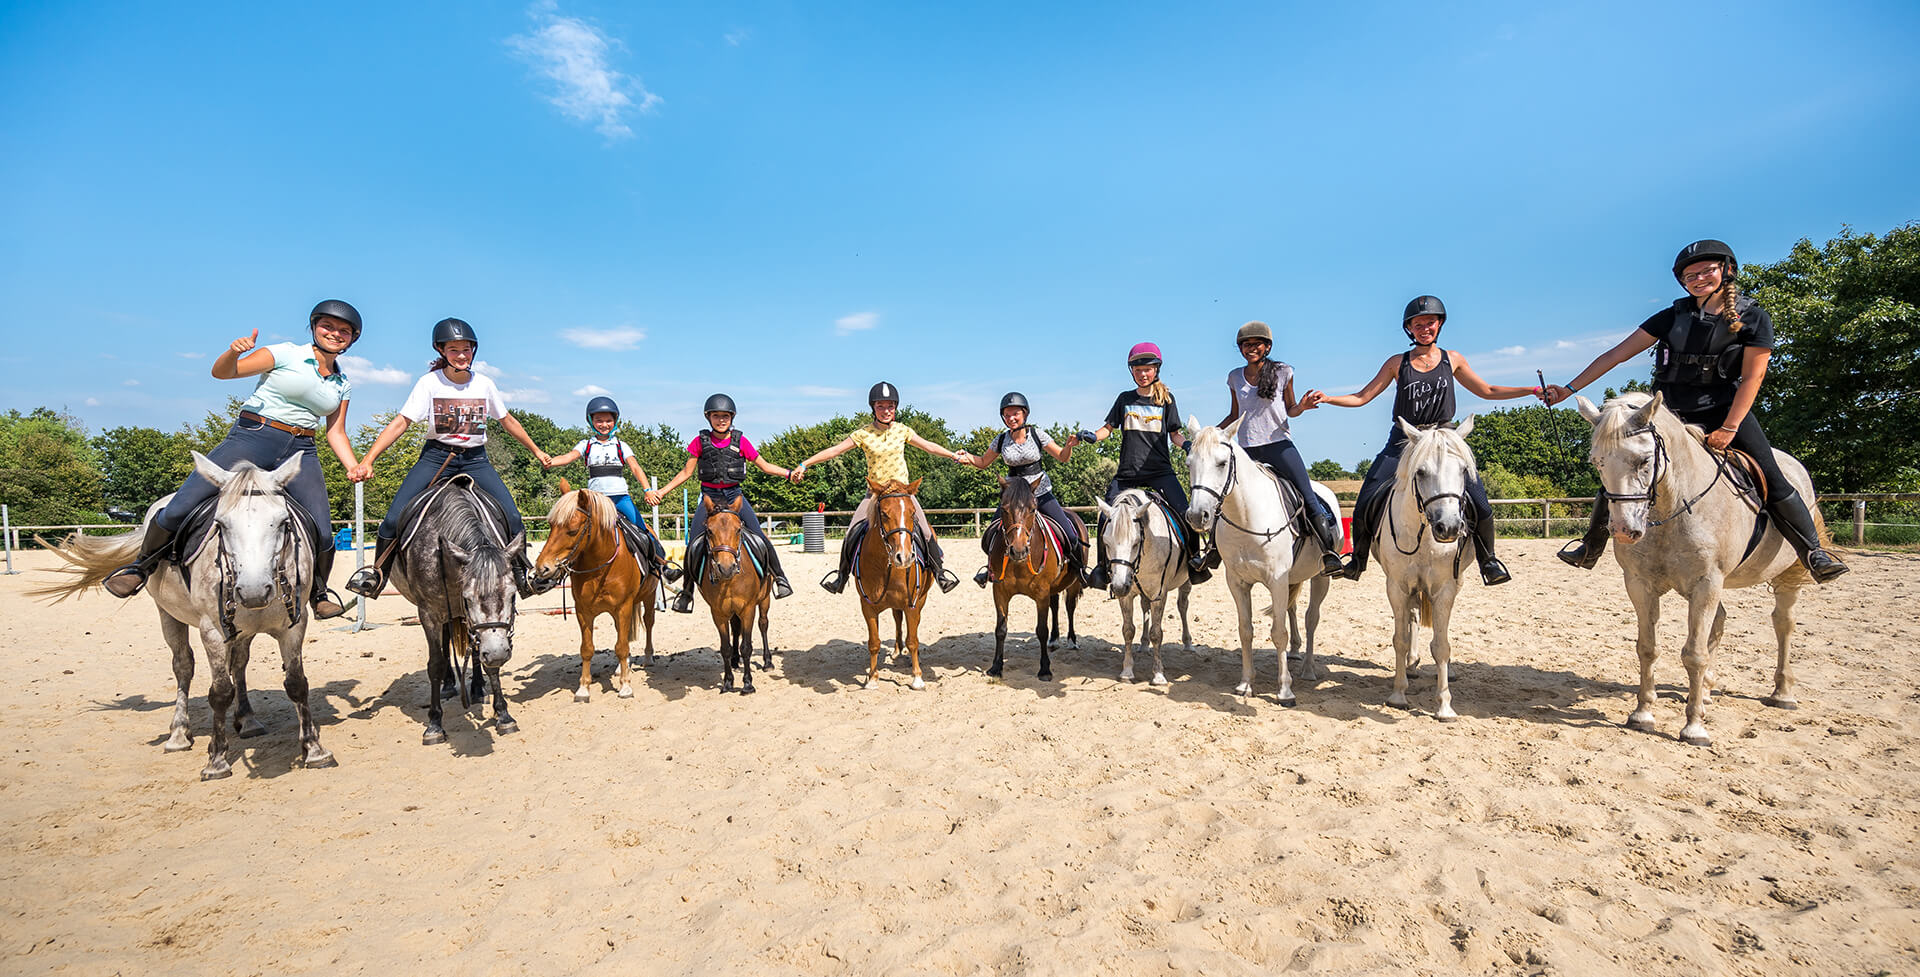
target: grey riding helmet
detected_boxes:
[585,396,620,424]
[999,391,1029,412]
[1235,321,1272,345]
[703,393,738,416]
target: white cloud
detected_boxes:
[85,397,101,406]
[177,351,206,359]
[123,379,140,386]
[508,2,660,140]
[724,28,750,46]
[1554,339,1578,350]
[835,312,879,336]
[796,385,850,398]
[338,355,413,385]
[1495,345,1527,357]
[561,326,646,350]
[500,388,552,405]
[473,360,505,379]
[574,384,612,397]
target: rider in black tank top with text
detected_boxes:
[1302,295,1542,586]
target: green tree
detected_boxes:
[1463,405,1596,496]
[1308,459,1349,480]
[1353,458,1371,479]
[93,425,192,513]
[0,408,104,524]
[1744,223,1920,491]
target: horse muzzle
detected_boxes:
[235,582,276,609]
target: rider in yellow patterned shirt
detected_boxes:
[797,381,967,594]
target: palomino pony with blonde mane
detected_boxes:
[1577,391,1818,745]
[852,477,936,689]
[532,480,663,702]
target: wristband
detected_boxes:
[1717,426,1737,433]
[1564,382,1580,394]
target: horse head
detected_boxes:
[194,450,302,609]
[1182,414,1243,532]
[703,492,746,581]
[997,475,1038,563]
[1097,490,1150,595]
[1394,416,1478,544]
[533,488,613,587]
[446,529,521,668]
[868,477,922,569]
[1577,390,1668,543]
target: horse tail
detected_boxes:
[29,529,146,603]
[1417,594,1432,628]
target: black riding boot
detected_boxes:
[820,522,866,593]
[1770,490,1849,583]
[310,541,346,619]
[1474,510,1511,586]
[652,535,683,583]
[102,522,173,598]
[762,539,794,599]
[1556,493,1610,569]
[1084,525,1110,589]
[346,536,392,598]
[1339,509,1376,580]
[1183,530,1212,584]
[1309,505,1345,575]
[974,527,998,588]
[672,536,706,613]
[925,536,959,593]
[512,547,545,598]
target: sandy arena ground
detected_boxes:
[1,539,1915,976]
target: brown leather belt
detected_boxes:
[239,412,317,438]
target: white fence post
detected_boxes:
[1854,499,1867,546]
[2,504,15,575]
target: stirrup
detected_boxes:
[345,566,384,598]
[1337,557,1366,581]
[1185,560,1212,584]
[1478,557,1512,586]
[670,589,695,613]
[1319,551,1345,575]
[660,563,684,584]
[974,567,992,588]
[1556,538,1603,570]
[773,576,793,599]
[311,588,348,620]
[103,565,147,599]
[935,568,960,593]
[1805,550,1849,584]
[819,569,848,594]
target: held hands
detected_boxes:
[1541,384,1573,407]
[349,462,373,482]
[953,450,973,466]
[230,329,259,356]
[1297,389,1325,410]
[643,490,663,506]
[789,463,807,483]
[533,449,552,467]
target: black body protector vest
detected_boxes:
[1003,426,1044,480]
[1653,296,1754,387]
[697,430,748,485]
[585,438,627,480]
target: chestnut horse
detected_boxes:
[693,493,772,694]
[532,481,660,702]
[985,475,1083,682]
[853,477,936,689]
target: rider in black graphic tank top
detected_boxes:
[1303,296,1542,586]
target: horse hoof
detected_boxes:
[618,686,634,699]
[573,690,591,703]
[1435,712,1458,723]
[303,750,337,769]
[422,729,448,746]
[985,675,1004,685]
[741,684,756,695]
[1625,713,1658,731]
[1233,683,1253,697]
[237,721,267,739]
[1761,696,1799,710]
[1680,730,1712,746]
[200,765,232,782]
[1119,670,1135,683]
[1386,697,1411,711]
[163,735,194,753]
[910,678,926,691]
[1277,695,1297,708]
[1037,671,1053,682]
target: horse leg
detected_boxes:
[232,635,266,739]
[1298,574,1329,681]
[198,626,238,780]
[1231,579,1257,698]
[1065,585,1079,649]
[1625,583,1663,732]
[639,579,658,666]
[1269,577,1296,708]
[490,666,517,735]
[892,608,904,665]
[614,602,637,699]
[1286,583,1303,661]
[575,610,596,703]
[160,613,196,752]
[758,592,772,670]
[423,629,450,746]
[1763,584,1802,709]
[737,613,755,695]
[1385,586,1415,711]
[1177,583,1192,652]
[710,606,735,694]
[1428,587,1459,722]
[863,606,883,688]
[988,589,1010,681]
[1678,580,1724,746]
[1702,602,1726,704]
[906,604,925,691]
[1118,593,1138,682]
[1146,593,1170,688]
[1036,597,1054,681]
[274,622,335,768]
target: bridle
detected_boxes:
[213,488,303,641]
[856,489,924,608]
[1385,440,1474,557]
[1598,419,1729,528]
[541,504,624,579]
[1102,494,1178,596]
[1188,440,1299,545]
[991,498,1046,580]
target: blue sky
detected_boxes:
[3,1,1916,469]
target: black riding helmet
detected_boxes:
[868,381,900,406]
[703,393,737,416]
[432,317,479,350]
[999,392,1029,413]
[1402,295,1446,345]
[310,299,362,344]
[1673,239,1738,282]
[585,396,620,425]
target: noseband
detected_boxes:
[542,507,622,578]
[1189,442,1294,545]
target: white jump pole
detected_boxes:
[1,504,16,575]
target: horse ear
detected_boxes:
[267,452,303,488]
[1630,392,1660,428]
[443,538,472,564]
[1455,414,1474,439]
[998,475,1008,487]
[1647,390,1664,414]
[1574,396,1602,425]
[906,478,922,494]
[1395,417,1420,442]
[1220,414,1245,440]
[558,476,573,494]
[1097,498,1115,523]
[507,531,526,554]
[867,476,885,495]
[191,451,236,488]
[1185,414,1202,443]
[727,495,744,512]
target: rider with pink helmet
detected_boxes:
[1078,342,1211,588]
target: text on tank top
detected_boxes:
[1392,350,1455,427]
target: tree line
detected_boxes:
[4,224,1914,530]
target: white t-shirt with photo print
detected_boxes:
[398,369,508,448]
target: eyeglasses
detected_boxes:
[1237,339,1269,349]
[1680,266,1723,284]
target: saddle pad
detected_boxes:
[1721,449,1767,507]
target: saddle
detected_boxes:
[615,515,660,574]
[1716,447,1769,508]
[396,474,509,552]
[170,492,323,588]
[695,526,773,579]
[984,509,1083,564]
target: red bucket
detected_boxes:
[1340,517,1353,555]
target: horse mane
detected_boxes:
[443,489,510,577]
[999,473,1037,514]
[549,488,617,532]
[1592,391,1705,454]
[215,461,284,507]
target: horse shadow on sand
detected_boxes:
[89,677,371,778]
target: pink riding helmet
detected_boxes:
[1127,342,1163,367]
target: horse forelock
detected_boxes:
[999,474,1037,515]
[1400,426,1477,486]
[1592,392,1669,455]
[216,462,283,508]
[549,489,616,533]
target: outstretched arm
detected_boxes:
[496,412,552,467]
[623,454,651,487]
[349,414,414,480]
[1543,330,1658,405]
[646,456,699,506]
[1315,356,1400,408]
[546,447,583,468]
[907,431,965,463]
[323,402,358,470]
[1452,353,1542,401]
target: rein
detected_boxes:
[544,503,624,579]
[1104,495,1179,597]
[993,502,1046,581]
[1190,443,1301,545]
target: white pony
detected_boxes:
[1372,417,1484,721]
[1184,415,1326,704]
[37,453,336,780]
[1577,391,1814,745]
[1097,487,1192,685]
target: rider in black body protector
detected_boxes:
[1542,239,1847,582]
[1304,296,1540,586]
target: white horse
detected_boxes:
[1576,391,1814,745]
[1373,417,1484,721]
[37,453,336,780]
[1184,416,1317,704]
[1098,488,1192,686]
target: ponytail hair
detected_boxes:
[1145,379,1172,407]
[1717,260,1743,333]
[428,356,450,373]
[1254,358,1281,400]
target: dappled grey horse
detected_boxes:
[38,452,335,780]
[1577,391,1818,745]
[386,475,524,745]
